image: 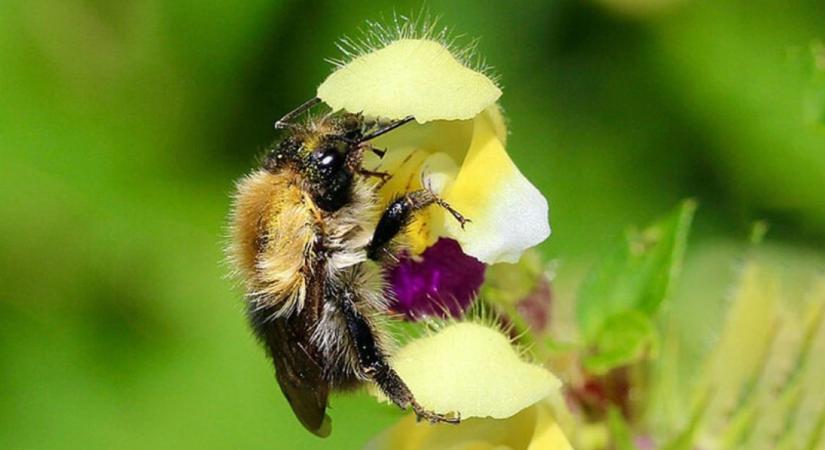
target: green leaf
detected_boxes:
[576,200,696,345]
[584,311,656,375]
[576,200,695,375]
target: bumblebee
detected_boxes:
[228,98,468,436]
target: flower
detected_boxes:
[317,34,551,314]
[366,321,572,450]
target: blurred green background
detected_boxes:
[1,0,823,449]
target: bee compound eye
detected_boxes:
[320,151,337,166]
[313,148,344,176]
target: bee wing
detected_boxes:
[271,321,331,437]
[251,307,332,437]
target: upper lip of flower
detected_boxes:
[318,38,502,123]
[317,37,551,266]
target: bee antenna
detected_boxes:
[357,116,415,143]
[329,134,358,146]
[274,97,322,130]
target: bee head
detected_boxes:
[263,112,376,212]
[296,113,367,211]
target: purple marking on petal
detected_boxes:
[387,238,486,320]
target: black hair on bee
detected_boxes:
[228,97,469,437]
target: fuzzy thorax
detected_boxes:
[229,167,384,319]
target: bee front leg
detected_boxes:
[345,144,392,185]
[366,189,470,261]
[337,289,460,424]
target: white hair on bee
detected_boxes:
[326,11,501,85]
[324,180,378,274]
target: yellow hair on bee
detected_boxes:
[229,168,316,318]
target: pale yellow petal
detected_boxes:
[364,403,572,450]
[442,113,550,264]
[482,104,508,146]
[528,404,574,450]
[371,322,560,420]
[318,39,501,122]
[369,118,476,166]
[419,152,460,195]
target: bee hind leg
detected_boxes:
[410,401,461,424]
[336,288,460,425]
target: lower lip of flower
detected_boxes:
[386,238,486,319]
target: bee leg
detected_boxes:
[359,169,392,184]
[345,145,392,183]
[366,189,471,261]
[337,289,460,425]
